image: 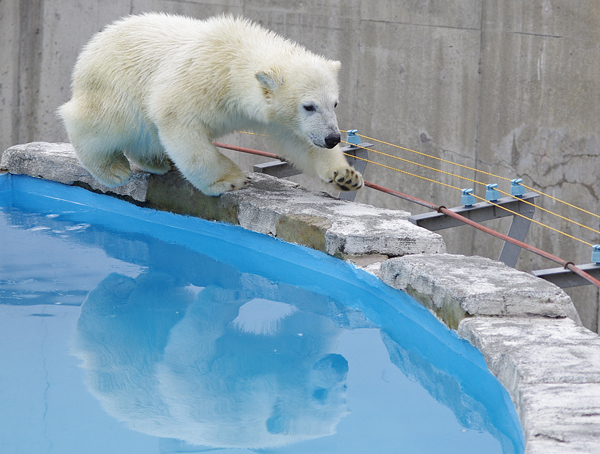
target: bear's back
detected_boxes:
[74,13,307,88]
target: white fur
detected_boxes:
[58,13,363,196]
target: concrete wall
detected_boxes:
[2,0,599,332]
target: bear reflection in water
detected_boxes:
[74,272,353,449]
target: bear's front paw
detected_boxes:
[327,167,364,192]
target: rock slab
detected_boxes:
[379,253,581,329]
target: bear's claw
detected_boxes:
[229,177,251,191]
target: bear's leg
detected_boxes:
[157,129,250,196]
[59,100,133,187]
[126,144,172,175]
[72,138,133,188]
[320,164,364,192]
[128,154,173,175]
[125,123,173,175]
[307,148,364,191]
[79,144,133,187]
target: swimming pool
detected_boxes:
[0,174,524,453]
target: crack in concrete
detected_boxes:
[508,31,563,39]
[362,18,480,33]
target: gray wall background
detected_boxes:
[2,0,599,332]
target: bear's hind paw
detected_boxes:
[204,175,251,196]
[87,159,133,188]
[130,156,173,175]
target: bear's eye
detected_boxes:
[303,103,316,112]
[334,101,338,108]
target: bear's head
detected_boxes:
[256,57,342,149]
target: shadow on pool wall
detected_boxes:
[0,175,522,453]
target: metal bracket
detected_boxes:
[533,244,600,288]
[253,159,300,178]
[409,192,539,267]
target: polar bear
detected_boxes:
[74,273,350,449]
[58,13,363,196]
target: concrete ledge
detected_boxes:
[0,142,446,259]
[459,317,600,453]
[379,253,581,329]
[1,142,151,202]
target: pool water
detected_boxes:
[0,175,524,454]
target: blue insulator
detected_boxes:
[346,129,361,147]
[486,183,500,202]
[510,178,526,197]
[461,188,476,207]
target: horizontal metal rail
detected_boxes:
[408,193,539,231]
[532,264,600,288]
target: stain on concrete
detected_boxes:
[276,213,332,253]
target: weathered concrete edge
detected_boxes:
[0,142,446,259]
[379,254,581,328]
[3,142,600,452]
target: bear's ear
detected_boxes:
[256,70,284,92]
[329,60,341,73]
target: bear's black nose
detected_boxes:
[324,133,341,149]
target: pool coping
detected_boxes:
[3,142,600,453]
